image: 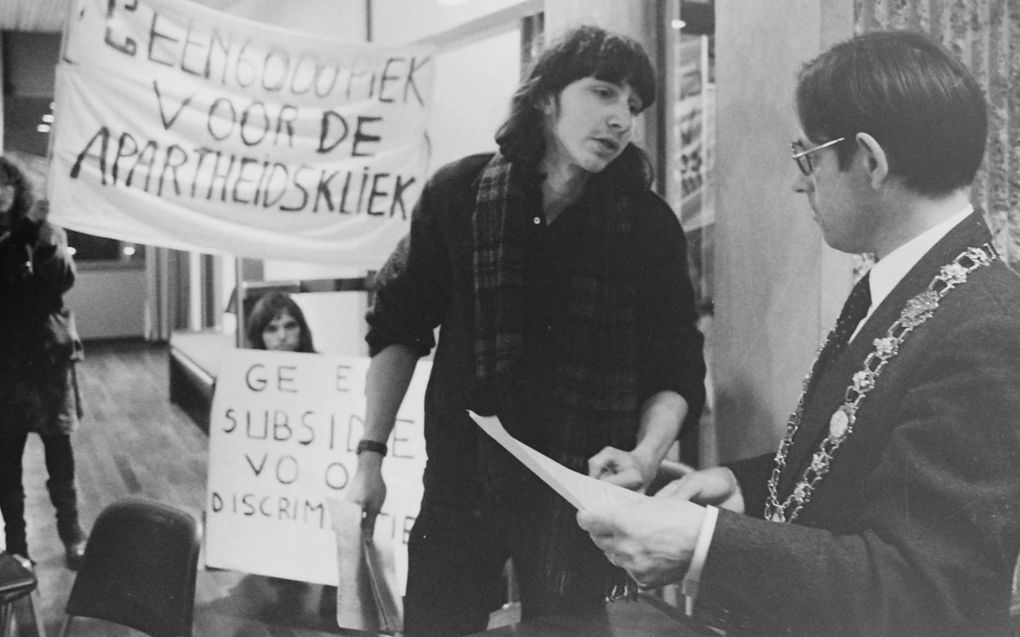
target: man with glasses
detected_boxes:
[578,30,1020,636]
[790,137,843,176]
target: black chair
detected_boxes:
[58,498,200,637]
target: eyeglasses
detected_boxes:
[791,137,846,176]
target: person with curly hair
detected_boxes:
[347,25,706,636]
[0,156,88,569]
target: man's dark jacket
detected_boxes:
[697,213,1020,637]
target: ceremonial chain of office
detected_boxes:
[765,243,997,524]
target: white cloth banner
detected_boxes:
[205,349,429,588]
[49,0,434,266]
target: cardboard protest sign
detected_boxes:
[49,0,434,266]
[205,349,428,587]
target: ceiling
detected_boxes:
[0,0,278,33]
[0,0,69,33]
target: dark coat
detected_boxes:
[697,213,1020,637]
[366,153,706,500]
[0,221,83,436]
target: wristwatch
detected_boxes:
[356,439,388,456]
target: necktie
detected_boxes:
[818,272,872,370]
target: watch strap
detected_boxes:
[356,439,388,456]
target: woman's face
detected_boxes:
[261,310,302,352]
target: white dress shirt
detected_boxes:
[851,204,974,341]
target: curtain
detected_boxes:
[144,247,191,342]
[855,0,1020,265]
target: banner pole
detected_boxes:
[235,257,245,348]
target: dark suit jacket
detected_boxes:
[697,213,1020,636]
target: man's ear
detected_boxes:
[537,92,558,116]
[855,132,889,189]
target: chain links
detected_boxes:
[765,244,996,523]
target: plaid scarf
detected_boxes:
[471,151,640,601]
[471,152,640,418]
[471,153,525,409]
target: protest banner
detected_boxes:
[205,349,429,588]
[49,0,434,266]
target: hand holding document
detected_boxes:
[468,411,648,510]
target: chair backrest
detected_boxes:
[61,498,201,637]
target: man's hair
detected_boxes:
[246,291,316,353]
[796,30,987,196]
[495,25,656,184]
[0,155,35,223]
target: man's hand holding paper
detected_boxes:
[577,489,705,589]
[468,410,714,592]
[587,445,659,492]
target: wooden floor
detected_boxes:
[10,339,347,636]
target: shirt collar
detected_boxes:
[866,204,974,314]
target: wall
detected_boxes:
[856,0,1020,265]
[712,0,854,463]
[221,0,365,39]
[66,267,147,340]
[371,0,528,44]
[291,291,369,355]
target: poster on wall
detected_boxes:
[671,35,715,231]
[204,349,429,588]
[668,33,716,308]
[48,0,435,266]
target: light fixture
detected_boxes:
[37,123,51,133]
[42,113,54,123]
[67,246,77,256]
[670,19,687,30]
[122,245,137,257]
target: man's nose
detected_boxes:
[607,104,632,132]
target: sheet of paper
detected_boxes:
[468,411,648,510]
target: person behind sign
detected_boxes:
[245,290,338,615]
[0,157,89,570]
[576,30,1020,636]
[347,25,706,636]
[246,291,316,353]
